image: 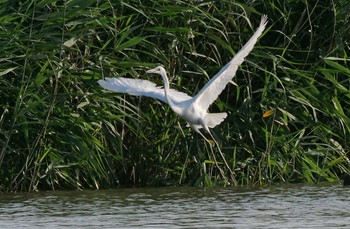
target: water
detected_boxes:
[1,183,350,228]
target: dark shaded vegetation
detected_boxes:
[0,0,349,191]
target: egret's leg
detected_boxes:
[207,141,229,185]
[190,124,209,141]
[196,129,210,142]
[191,126,228,183]
[206,128,237,186]
[190,123,235,185]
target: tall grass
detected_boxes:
[0,0,349,191]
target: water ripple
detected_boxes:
[1,183,350,228]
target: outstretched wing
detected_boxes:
[98,77,192,104]
[193,15,268,110]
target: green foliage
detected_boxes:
[0,0,349,191]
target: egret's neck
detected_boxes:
[160,72,178,112]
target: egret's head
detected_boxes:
[146,66,166,75]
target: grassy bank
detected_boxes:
[0,0,349,191]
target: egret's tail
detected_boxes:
[205,112,227,128]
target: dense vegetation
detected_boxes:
[0,0,349,191]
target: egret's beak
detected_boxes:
[146,68,157,74]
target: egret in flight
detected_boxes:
[98,15,267,183]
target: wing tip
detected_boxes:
[260,15,268,27]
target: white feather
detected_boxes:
[98,77,192,104]
[98,15,268,132]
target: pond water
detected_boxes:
[0,183,349,228]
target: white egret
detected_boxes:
[98,15,268,184]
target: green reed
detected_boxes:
[0,0,349,191]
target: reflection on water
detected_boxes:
[1,183,350,228]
